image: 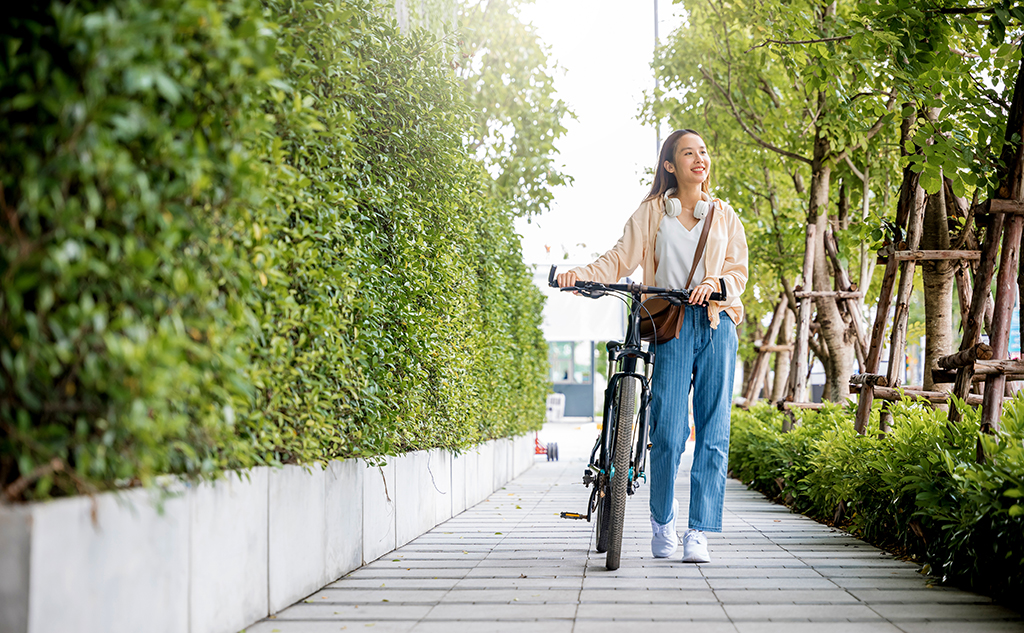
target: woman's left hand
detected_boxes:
[689,281,716,305]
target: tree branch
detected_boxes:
[759,76,782,109]
[844,155,866,182]
[929,6,998,15]
[833,86,899,164]
[746,35,852,53]
[700,67,813,165]
[809,329,830,363]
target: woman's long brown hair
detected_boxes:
[643,129,712,203]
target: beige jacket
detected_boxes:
[569,196,748,328]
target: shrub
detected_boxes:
[1,0,548,501]
[730,397,1024,601]
[1,0,271,498]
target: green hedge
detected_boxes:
[730,400,1024,601]
[0,0,547,501]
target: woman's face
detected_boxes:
[667,133,710,187]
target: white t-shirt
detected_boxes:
[655,215,707,290]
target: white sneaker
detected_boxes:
[650,498,679,558]
[681,529,710,563]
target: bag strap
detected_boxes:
[685,200,717,289]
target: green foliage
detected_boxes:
[457,0,573,219]
[1,0,550,501]
[731,400,1024,600]
[648,0,1022,392]
[1,0,271,497]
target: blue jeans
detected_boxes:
[648,305,737,531]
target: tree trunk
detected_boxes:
[837,179,850,230]
[921,177,954,391]
[810,154,854,401]
[741,319,759,396]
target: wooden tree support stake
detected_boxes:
[855,385,983,406]
[791,222,817,403]
[891,250,981,261]
[849,373,889,387]
[777,401,826,411]
[950,213,1006,424]
[741,295,790,408]
[972,199,1024,216]
[936,343,994,369]
[980,214,1024,433]
[755,344,794,353]
[793,290,864,299]
[824,228,868,370]
[932,369,1024,384]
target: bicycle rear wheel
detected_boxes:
[605,376,636,570]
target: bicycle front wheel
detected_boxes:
[605,376,636,570]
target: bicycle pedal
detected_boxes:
[560,512,586,520]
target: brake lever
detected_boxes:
[576,286,606,299]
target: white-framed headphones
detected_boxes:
[663,188,712,220]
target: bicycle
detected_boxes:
[547,265,726,570]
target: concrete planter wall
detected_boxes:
[0,434,535,633]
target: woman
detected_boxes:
[556,129,747,563]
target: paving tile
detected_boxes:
[246,621,418,633]
[573,602,730,620]
[305,588,449,603]
[440,589,580,603]
[329,578,461,589]
[573,622,739,633]
[847,588,994,604]
[410,621,574,633]
[582,576,710,590]
[830,577,940,590]
[706,577,839,590]
[271,603,432,620]
[578,589,718,603]
[896,623,1024,632]
[424,603,578,619]
[453,578,582,590]
[344,568,468,579]
[870,603,1023,621]
[724,603,883,621]
[712,589,858,604]
[733,623,903,633]
[700,568,822,578]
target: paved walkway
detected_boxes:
[248,423,1024,633]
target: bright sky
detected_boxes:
[515,0,685,269]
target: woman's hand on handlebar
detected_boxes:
[556,270,579,289]
[689,281,716,305]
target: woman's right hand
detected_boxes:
[556,271,579,289]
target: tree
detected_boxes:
[650,0,898,400]
[650,0,1023,402]
[457,0,573,218]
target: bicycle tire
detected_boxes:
[605,377,635,570]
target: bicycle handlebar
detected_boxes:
[547,265,726,303]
